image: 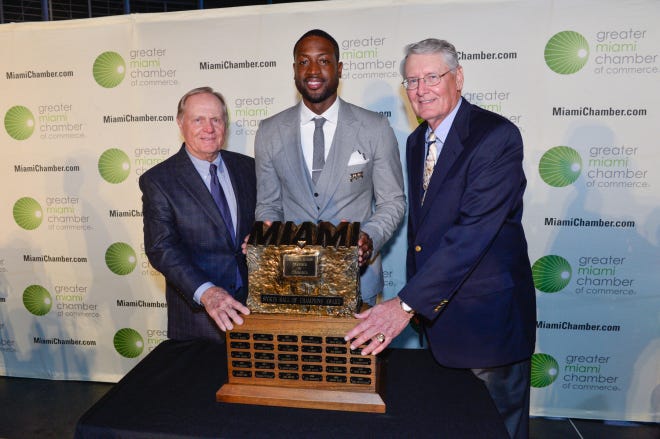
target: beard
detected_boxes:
[295,76,339,104]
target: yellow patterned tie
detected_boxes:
[422,131,437,205]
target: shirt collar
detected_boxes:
[185,148,225,175]
[428,97,463,143]
[299,98,340,125]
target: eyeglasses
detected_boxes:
[402,70,453,90]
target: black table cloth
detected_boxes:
[75,339,508,438]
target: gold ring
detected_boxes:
[375,333,386,343]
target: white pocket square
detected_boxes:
[347,150,369,166]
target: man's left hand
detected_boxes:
[357,231,373,267]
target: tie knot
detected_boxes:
[209,163,217,174]
[427,131,436,144]
[314,117,326,128]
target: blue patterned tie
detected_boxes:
[209,163,236,244]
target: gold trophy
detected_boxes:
[216,221,385,413]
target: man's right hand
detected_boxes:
[241,220,273,255]
[200,286,250,331]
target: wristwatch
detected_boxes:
[399,298,415,315]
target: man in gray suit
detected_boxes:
[254,29,405,305]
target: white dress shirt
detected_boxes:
[299,99,340,178]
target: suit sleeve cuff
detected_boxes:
[359,224,383,254]
[194,282,214,305]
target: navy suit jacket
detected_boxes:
[399,99,536,369]
[139,145,256,342]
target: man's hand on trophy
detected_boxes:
[241,220,273,255]
[344,298,412,356]
[200,286,250,331]
[241,235,250,255]
[357,231,373,268]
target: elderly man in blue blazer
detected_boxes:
[140,87,255,342]
[254,29,405,305]
[346,39,537,439]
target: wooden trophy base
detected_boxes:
[217,383,385,413]
[216,313,385,413]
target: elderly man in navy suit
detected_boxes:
[140,87,255,342]
[346,39,537,439]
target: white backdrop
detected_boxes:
[0,0,658,422]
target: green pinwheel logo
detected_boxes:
[23,285,53,316]
[5,105,35,140]
[93,51,126,88]
[545,31,589,74]
[105,242,137,275]
[98,148,131,183]
[539,146,582,187]
[532,255,572,293]
[113,328,144,358]
[531,353,560,387]
[13,197,43,230]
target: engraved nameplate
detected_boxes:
[282,254,318,278]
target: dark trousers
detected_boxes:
[472,359,531,439]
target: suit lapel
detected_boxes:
[221,151,246,247]
[315,99,354,210]
[418,101,470,220]
[280,105,317,207]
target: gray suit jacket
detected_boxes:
[254,98,405,302]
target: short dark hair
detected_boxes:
[293,29,340,62]
[176,86,228,127]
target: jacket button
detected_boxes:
[415,245,422,252]
[433,299,449,312]
[314,192,319,197]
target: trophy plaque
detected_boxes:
[245,221,361,317]
[216,221,385,413]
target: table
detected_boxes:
[75,339,508,438]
